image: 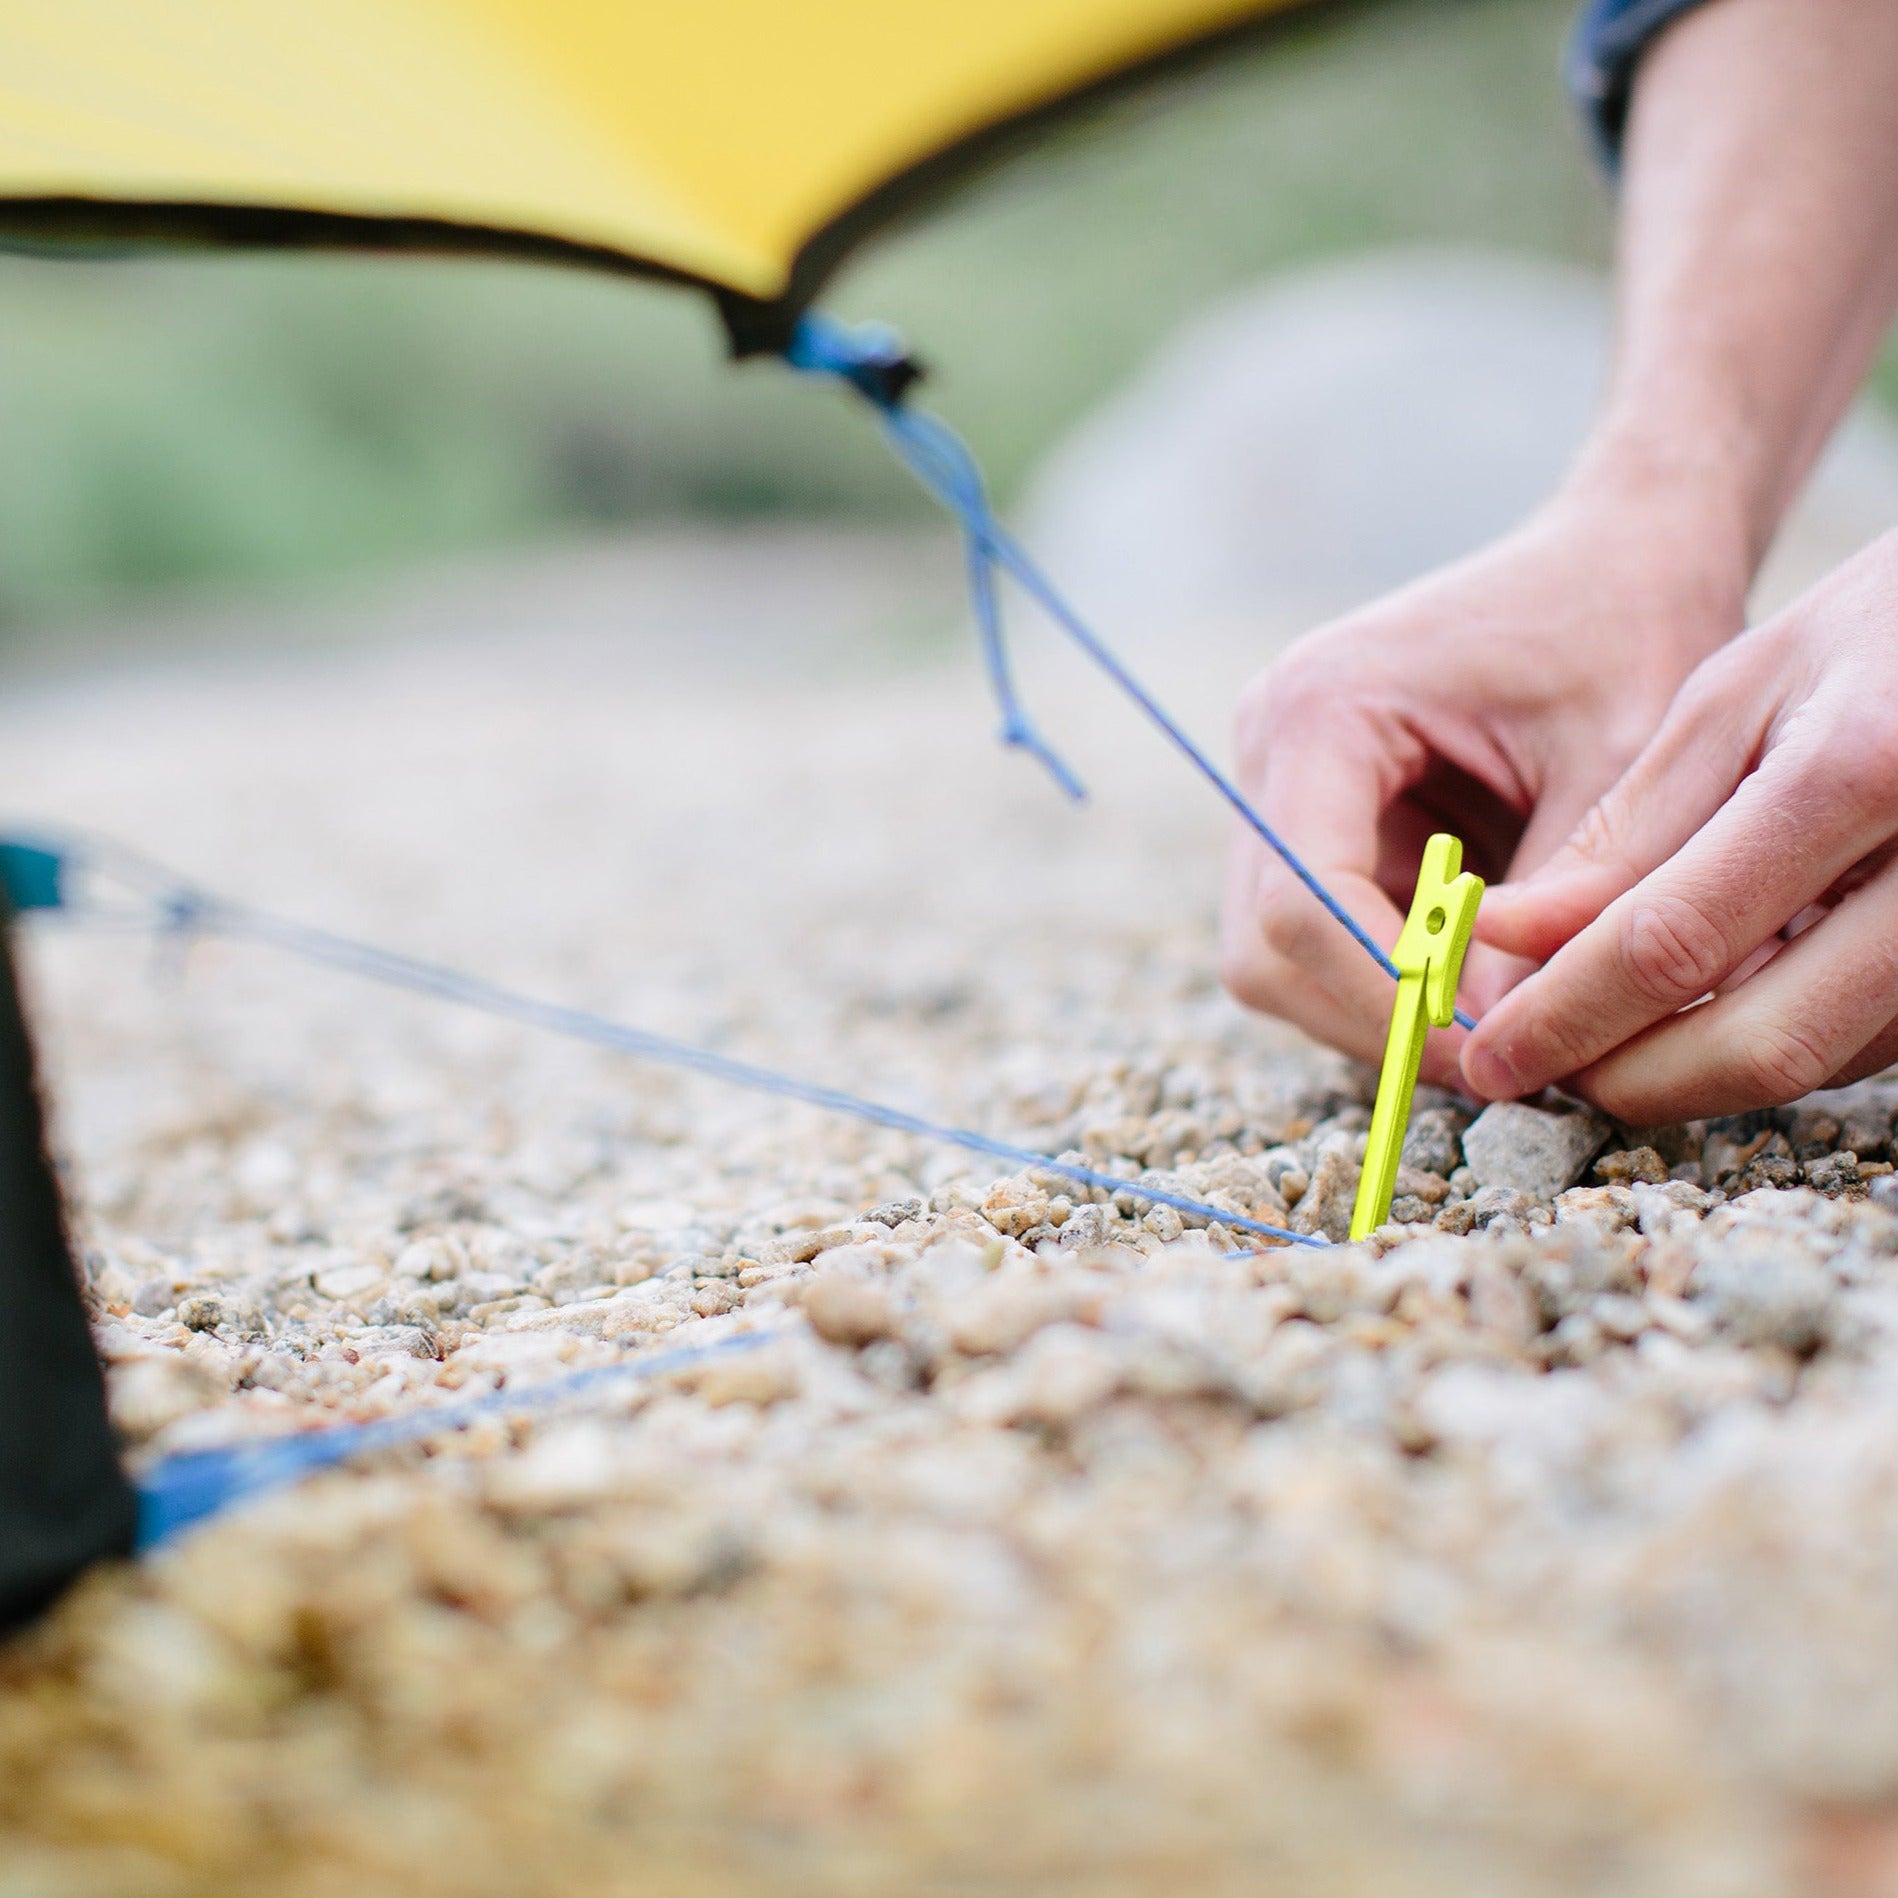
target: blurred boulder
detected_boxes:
[1023,249,1898,642]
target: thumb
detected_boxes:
[1474,665,1767,964]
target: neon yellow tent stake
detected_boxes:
[1349,834,1482,1242]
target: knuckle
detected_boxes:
[1617,894,1732,1005]
[1234,671,1275,729]
[1267,646,1338,711]
[1512,1003,1601,1086]
[1269,648,1329,699]
[1219,941,1268,1009]
[1654,670,1734,751]
[1220,878,1287,1008]
[1256,882,1323,969]
[1564,795,1633,872]
[1816,723,1898,825]
[1729,1017,1835,1105]
[1688,638,1756,700]
[1217,943,1253,1005]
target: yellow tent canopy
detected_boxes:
[0,0,1317,349]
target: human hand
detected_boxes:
[1463,529,1898,1122]
[1221,484,1746,1085]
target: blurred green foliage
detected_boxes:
[0,0,1771,623]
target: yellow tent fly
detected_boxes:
[0,0,1318,347]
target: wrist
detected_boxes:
[1563,411,1768,588]
[1541,424,1759,657]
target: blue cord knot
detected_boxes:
[784,312,923,408]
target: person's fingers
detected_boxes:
[1445,766,1629,1023]
[1223,683,1411,1028]
[1569,853,1898,1123]
[1241,677,1413,888]
[1461,722,1898,1102]
[1499,760,1620,891]
[1456,938,1535,1019]
[1715,935,1786,993]
[1223,664,1504,1081]
[1220,898,1469,1087]
[1822,1012,1898,1093]
[1474,654,1773,965]
[1223,828,1409,1051]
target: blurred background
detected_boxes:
[0,0,1632,637]
[2,0,1895,659]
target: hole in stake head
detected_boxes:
[1426,906,1447,934]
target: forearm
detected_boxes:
[1567,0,1898,604]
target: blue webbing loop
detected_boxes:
[785,311,1478,1034]
[782,314,917,404]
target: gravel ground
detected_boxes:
[4,530,1898,1898]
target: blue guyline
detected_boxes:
[783,312,1478,1035]
[135,1330,777,1549]
[0,833,1321,1253]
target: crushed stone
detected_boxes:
[1,577,1896,1896]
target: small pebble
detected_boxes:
[25,632,1898,1898]
[1594,1147,1669,1187]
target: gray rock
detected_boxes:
[1802,1152,1864,1199]
[1787,1107,1842,1161]
[131,1274,178,1318]
[175,1292,232,1333]
[1701,1117,1786,1188]
[1839,1107,1894,1163]
[1401,1107,1467,1180]
[446,1270,521,1318]
[1594,1147,1669,1187]
[368,1288,452,1328]
[1693,1243,1835,1355]
[1290,1148,1358,1244]
[348,1324,442,1361]
[1617,1121,1707,1171]
[1733,1142,1800,1195]
[1463,1102,1611,1201]
[1469,1185,1532,1232]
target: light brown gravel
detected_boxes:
[2,542,1898,1897]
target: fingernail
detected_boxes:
[1463,1042,1524,1100]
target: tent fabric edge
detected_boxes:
[0,0,1362,357]
[741,0,1368,352]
